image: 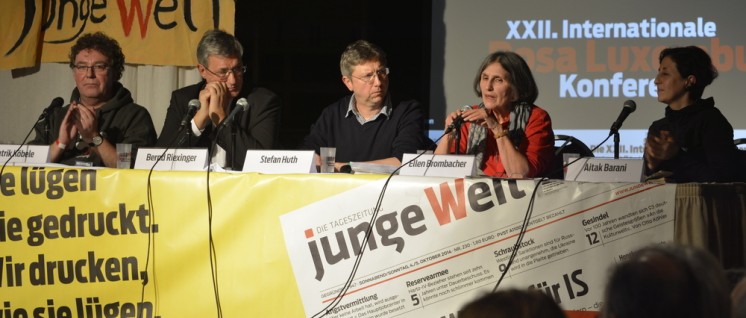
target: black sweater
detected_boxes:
[645,97,744,182]
[301,94,433,163]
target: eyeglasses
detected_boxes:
[201,65,247,81]
[351,67,390,84]
[73,64,110,74]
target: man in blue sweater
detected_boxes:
[301,40,433,172]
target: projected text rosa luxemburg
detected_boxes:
[490,17,744,99]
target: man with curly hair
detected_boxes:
[32,32,157,167]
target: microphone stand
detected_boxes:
[43,116,52,144]
[173,124,193,148]
[185,124,192,148]
[613,131,620,159]
[454,120,463,155]
[230,123,237,170]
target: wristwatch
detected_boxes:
[88,135,103,147]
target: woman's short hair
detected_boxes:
[473,51,539,105]
[659,46,718,100]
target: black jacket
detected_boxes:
[156,80,282,170]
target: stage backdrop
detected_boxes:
[0,166,676,317]
[431,0,746,157]
[0,0,235,69]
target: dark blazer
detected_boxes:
[156,80,282,170]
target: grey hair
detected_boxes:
[196,29,243,66]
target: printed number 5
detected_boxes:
[411,294,420,306]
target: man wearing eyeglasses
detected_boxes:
[31,32,157,167]
[301,40,433,171]
[156,29,281,170]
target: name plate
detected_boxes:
[243,150,315,174]
[565,157,644,182]
[134,148,208,171]
[0,144,49,164]
[399,153,476,177]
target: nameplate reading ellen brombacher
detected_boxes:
[134,148,208,171]
[565,157,644,182]
[243,150,315,174]
[399,153,476,178]
[0,144,49,165]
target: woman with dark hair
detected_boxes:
[644,45,744,182]
[434,51,554,178]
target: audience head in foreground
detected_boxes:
[731,275,746,318]
[601,243,731,318]
[459,288,566,318]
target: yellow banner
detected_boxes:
[0,166,381,317]
[0,0,235,70]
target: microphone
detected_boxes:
[180,99,201,126]
[445,105,473,133]
[37,97,64,122]
[3,97,64,174]
[609,100,636,135]
[220,98,249,127]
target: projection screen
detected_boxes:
[430,0,745,157]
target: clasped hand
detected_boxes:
[198,81,231,126]
[645,130,679,170]
[59,101,99,144]
[445,107,507,137]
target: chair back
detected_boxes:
[547,135,594,179]
[735,138,746,150]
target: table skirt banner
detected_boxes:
[0,166,676,317]
[281,177,676,317]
